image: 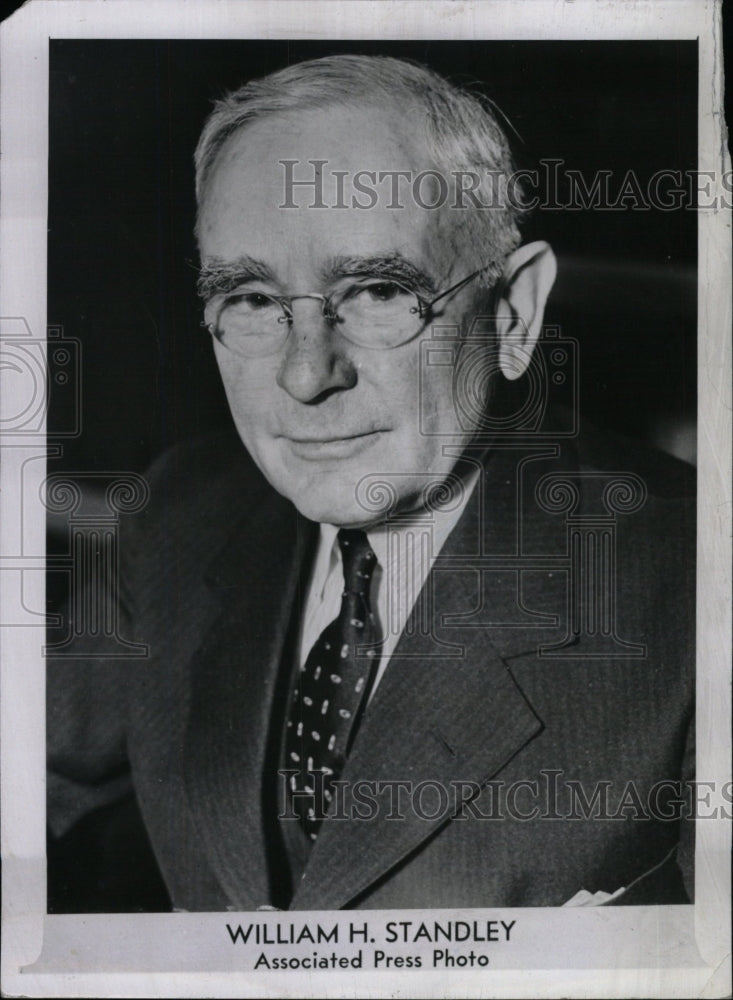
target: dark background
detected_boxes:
[48,39,698,474]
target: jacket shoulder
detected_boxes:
[129,428,272,547]
[146,427,267,512]
[118,428,286,603]
[573,419,695,501]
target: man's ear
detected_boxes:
[494,241,557,380]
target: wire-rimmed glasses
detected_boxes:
[202,267,489,358]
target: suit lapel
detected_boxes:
[291,626,543,909]
[183,493,317,909]
[290,446,566,910]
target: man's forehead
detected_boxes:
[198,101,470,284]
[206,102,433,190]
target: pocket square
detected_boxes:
[562,886,626,907]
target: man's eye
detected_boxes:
[229,291,275,311]
[361,281,409,302]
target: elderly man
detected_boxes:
[47,55,694,912]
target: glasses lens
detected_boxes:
[208,282,426,356]
[333,281,423,348]
[214,291,287,357]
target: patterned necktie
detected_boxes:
[285,528,380,842]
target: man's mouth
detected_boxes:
[282,430,385,459]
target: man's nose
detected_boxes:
[276,300,357,403]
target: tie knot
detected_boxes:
[337,528,377,595]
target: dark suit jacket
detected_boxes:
[47,423,695,911]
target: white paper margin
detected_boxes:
[1,1,730,997]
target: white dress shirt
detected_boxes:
[298,468,480,701]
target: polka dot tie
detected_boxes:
[285,528,380,841]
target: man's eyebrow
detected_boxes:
[321,254,437,296]
[197,255,274,299]
[197,252,438,300]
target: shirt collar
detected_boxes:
[310,522,339,603]
[316,464,481,582]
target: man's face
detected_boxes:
[198,104,492,526]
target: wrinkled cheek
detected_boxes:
[419,393,445,434]
[419,371,459,438]
[215,377,277,472]
[216,359,278,430]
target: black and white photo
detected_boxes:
[0,3,729,997]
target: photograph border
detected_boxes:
[1,2,730,997]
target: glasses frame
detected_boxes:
[203,265,491,354]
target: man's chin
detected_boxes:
[282,490,378,528]
[254,441,434,526]
[260,447,390,526]
[270,472,433,528]
[260,467,380,526]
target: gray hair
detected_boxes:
[194,54,526,282]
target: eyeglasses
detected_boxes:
[202,267,490,358]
